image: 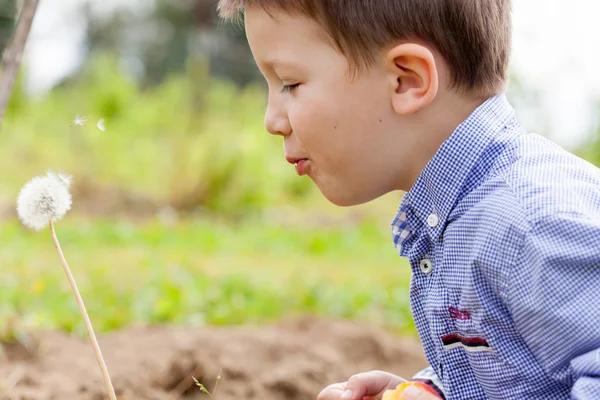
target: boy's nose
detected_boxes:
[264,103,292,137]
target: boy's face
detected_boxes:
[244,7,409,207]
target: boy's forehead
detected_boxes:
[245,6,333,54]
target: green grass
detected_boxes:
[0,212,415,339]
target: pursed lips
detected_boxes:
[285,156,310,176]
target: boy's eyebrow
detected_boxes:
[262,58,298,70]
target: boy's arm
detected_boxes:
[509,212,600,399]
[412,366,446,399]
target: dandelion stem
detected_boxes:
[49,222,117,400]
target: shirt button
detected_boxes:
[419,258,434,275]
[427,214,439,228]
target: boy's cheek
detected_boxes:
[288,102,336,139]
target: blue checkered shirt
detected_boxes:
[391,94,600,399]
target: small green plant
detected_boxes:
[193,368,222,398]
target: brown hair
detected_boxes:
[217,0,512,98]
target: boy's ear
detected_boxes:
[386,43,439,115]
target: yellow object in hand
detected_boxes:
[383,381,443,399]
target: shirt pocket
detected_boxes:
[440,327,528,399]
[466,342,522,395]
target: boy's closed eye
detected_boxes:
[280,83,300,93]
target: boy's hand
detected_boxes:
[317,370,406,400]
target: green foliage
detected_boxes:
[0,217,414,339]
[0,0,15,54]
[0,51,314,217]
[573,101,600,167]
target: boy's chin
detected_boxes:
[317,184,379,208]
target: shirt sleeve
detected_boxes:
[412,365,447,399]
[508,212,600,399]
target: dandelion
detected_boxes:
[16,172,117,400]
[17,171,72,231]
[71,114,87,127]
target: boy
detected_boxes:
[216,1,600,399]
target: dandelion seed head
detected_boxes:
[16,171,73,231]
[97,119,105,132]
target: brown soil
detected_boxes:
[0,317,428,400]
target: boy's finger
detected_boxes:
[340,371,397,400]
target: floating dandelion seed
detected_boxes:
[56,172,72,186]
[71,114,87,127]
[15,172,117,400]
[97,118,105,132]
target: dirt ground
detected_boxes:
[0,317,428,400]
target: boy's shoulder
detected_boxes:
[500,133,600,222]
[464,130,600,241]
[452,130,599,272]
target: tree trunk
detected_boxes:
[0,0,38,129]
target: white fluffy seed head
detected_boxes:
[17,171,73,231]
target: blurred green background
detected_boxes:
[0,0,599,343]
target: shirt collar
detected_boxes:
[392,93,516,250]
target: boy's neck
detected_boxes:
[398,91,488,192]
